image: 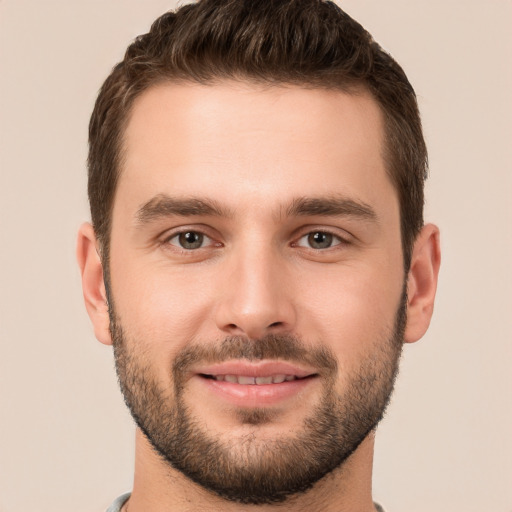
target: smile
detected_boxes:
[193,361,319,406]
[202,374,306,385]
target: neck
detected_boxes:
[125,429,377,512]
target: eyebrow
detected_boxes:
[135,194,233,224]
[285,196,378,222]
[135,193,378,226]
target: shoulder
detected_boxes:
[105,492,131,512]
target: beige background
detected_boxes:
[1,1,511,511]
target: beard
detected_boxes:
[110,292,406,505]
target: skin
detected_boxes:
[77,82,440,511]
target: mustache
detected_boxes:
[172,334,338,378]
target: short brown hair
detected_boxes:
[88,0,427,270]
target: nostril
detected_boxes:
[219,320,289,338]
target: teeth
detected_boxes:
[211,374,298,385]
[255,376,273,385]
[238,376,256,385]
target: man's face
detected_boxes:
[108,82,405,503]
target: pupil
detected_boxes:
[179,232,203,249]
[309,232,332,249]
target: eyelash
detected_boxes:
[293,230,347,250]
[163,230,218,252]
[161,227,351,253]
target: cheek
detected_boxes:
[294,262,403,359]
[299,276,403,400]
[110,261,215,361]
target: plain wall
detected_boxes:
[0,1,511,511]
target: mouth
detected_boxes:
[200,373,311,384]
[192,361,319,407]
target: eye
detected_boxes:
[296,231,342,249]
[167,231,212,250]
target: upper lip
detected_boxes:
[195,360,317,379]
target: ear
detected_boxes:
[404,223,441,343]
[76,223,112,345]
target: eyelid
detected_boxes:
[167,232,213,249]
[159,225,222,250]
[291,226,354,247]
[295,232,342,249]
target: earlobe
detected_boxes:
[404,223,441,343]
[76,223,113,345]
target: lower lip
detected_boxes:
[197,375,317,407]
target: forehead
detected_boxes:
[115,81,395,219]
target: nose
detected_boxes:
[214,245,296,340]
